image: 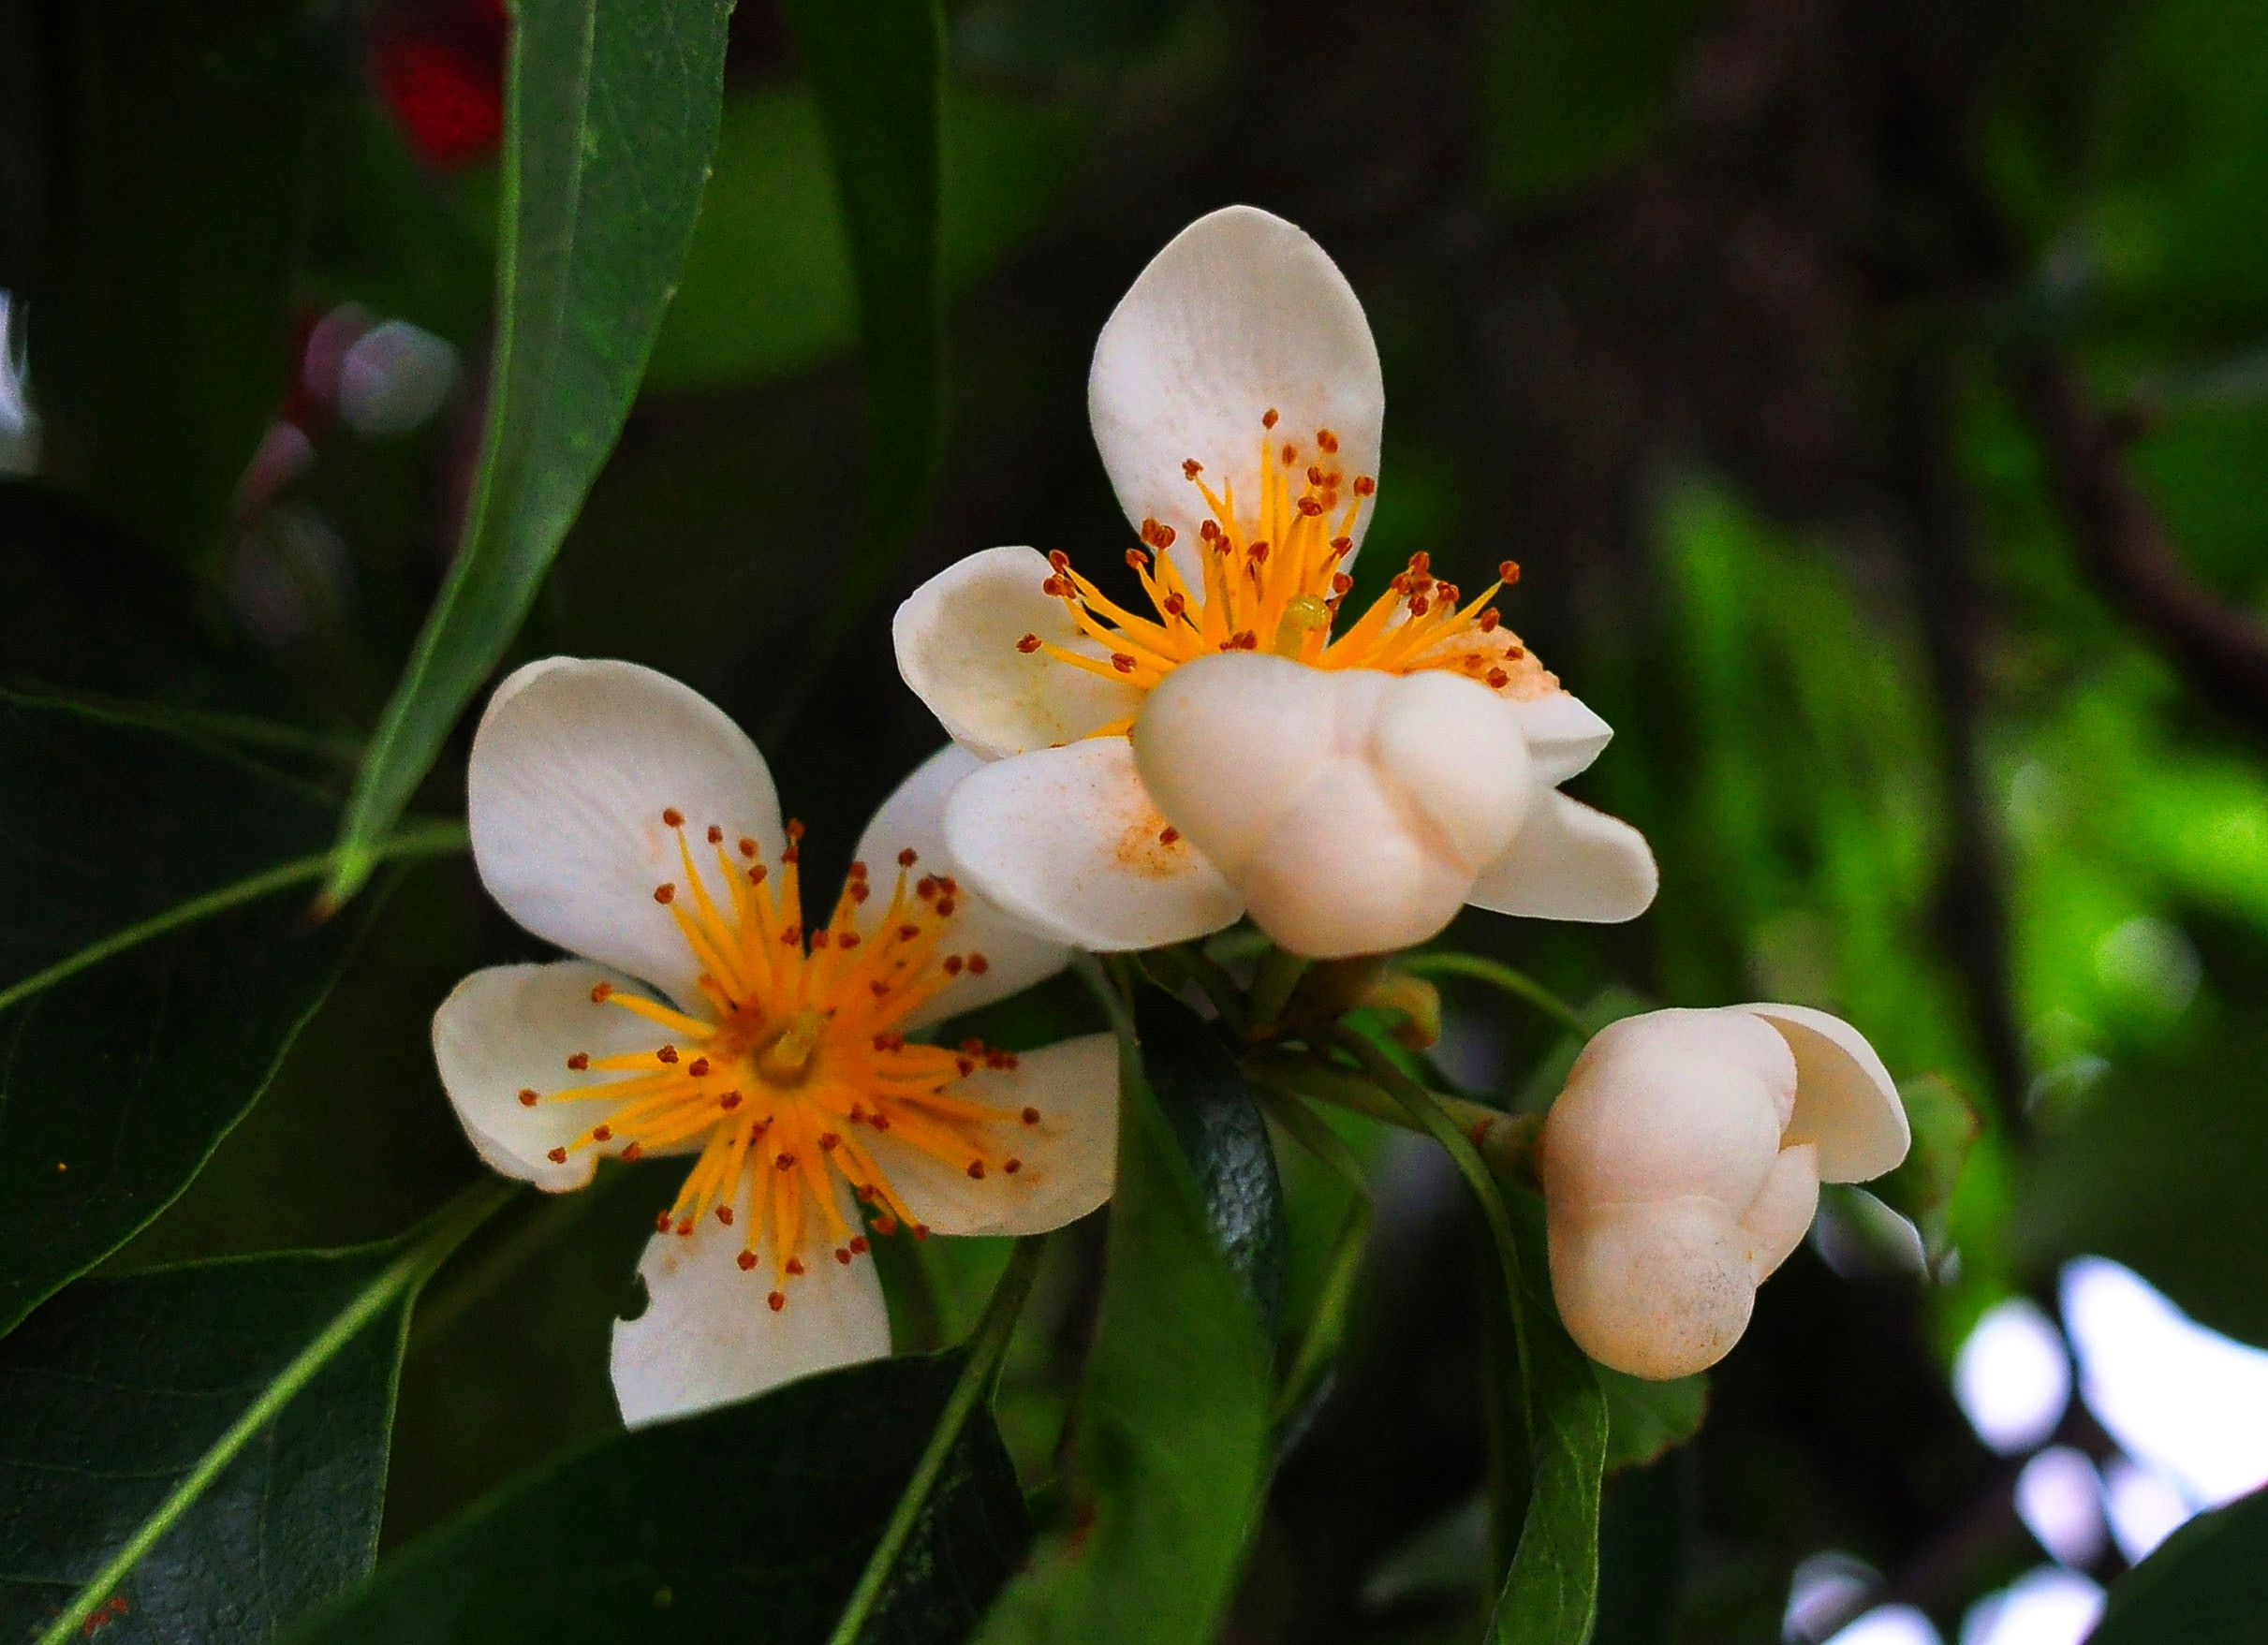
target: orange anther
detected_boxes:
[966,1159,986,1180]
[653,884,676,904]
[1353,475,1377,495]
[1183,458,1204,478]
[706,824,723,844]
[1017,632,1043,654]
[768,1291,786,1312]
[662,807,684,828]
[518,1087,538,1107]
[898,847,918,866]
[656,1045,680,1065]
[1022,1106,1041,1125]
[567,1052,590,1071]
[590,981,613,1003]
[1005,1158,1023,1174]
[737,1250,758,1270]
[1261,408,1280,429]
[547,1146,568,1164]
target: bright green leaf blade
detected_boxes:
[21,1,313,561]
[326,0,736,902]
[774,0,945,686]
[2089,1484,2268,1643]
[291,1351,1029,1644]
[0,695,443,1336]
[974,986,1275,1645]
[0,1194,501,1645]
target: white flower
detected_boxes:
[432,658,1117,1426]
[894,204,1656,959]
[1539,1005,1911,1380]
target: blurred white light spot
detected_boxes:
[1953,1300,2069,1454]
[1825,1605,1940,1645]
[2091,916,2201,1021]
[1958,1567,2102,1645]
[0,290,37,475]
[2013,1447,2104,1566]
[1785,1551,1878,1641]
[302,302,373,404]
[2101,1455,2192,1563]
[339,320,459,436]
[2062,1256,2268,1505]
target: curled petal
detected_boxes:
[432,961,695,1191]
[1089,206,1384,579]
[893,546,1143,759]
[468,658,782,1008]
[1465,791,1657,926]
[1742,1004,1910,1182]
[1510,691,1614,786]
[609,1182,890,1427]
[1741,1142,1822,1282]
[852,743,1071,1028]
[869,1034,1119,1237]
[940,738,1244,952]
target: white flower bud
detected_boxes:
[1539,1005,1908,1379]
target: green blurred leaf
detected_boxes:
[0,695,459,1336]
[327,0,736,902]
[2017,1010,2268,1345]
[0,1193,502,1645]
[1598,1366,1706,1475]
[775,0,946,690]
[1487,1278,1610,1645]
[293,1350,1029,1644]
[1480,0,1707,206]
[22,0,315,560]
[974,985,1274,1645]
[1874,1075,1981,1256]
[2090,1483,2268,1643]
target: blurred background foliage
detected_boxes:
[4,0,2267,1639]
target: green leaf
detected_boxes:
[0,694,457,1335]
[0,1190,505,1645]
[292,1350,1030,1644]
[2090,1484,2268,1643]
[1131,989,1289,1334]
[20,1,315,560]
[1598,1367,1707,1475]
[325,0,737,903]
[1487,1279,1610,1644]
[2017,1012,2268,1346]
[974,985,1275,1645]
[1873,1075,1981,1256]
[773,0,946,697]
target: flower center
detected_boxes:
[517,812,1046,1309]
[1018,407,1559,730]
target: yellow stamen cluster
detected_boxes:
[518,811,1045,1310]
[1021,410,1554,729]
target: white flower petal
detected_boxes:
[1511,691,1614,786]
[1549,1197,1758,1380]
[432,961,691,1191]
[868,1033,1119,1236]
[1741,1142,1822,1281]
[852,743,1072,1027]
[468,658,783,1007]
[1540,1006,1794,1212]
[1131,655,1530,957]
[1089,206,1384,579]
[1465,790,1658,924]
[1741,1004,1911,1182]
[893,545,1145,759]
[941,737,1244,952]
[609,1182,890,1427]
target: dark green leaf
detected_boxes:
[2090,1484,2268,1643]
[21,0,315,560]
[326,0,737,902]
[292,1351,1029,1644]
[773,0,946,695]
[0,694,449,1335]
[2016,1012,2268,1345]
[1598,1367,1706,1476]
[0,1196,501,1645]
[1488,1274,1610,1645]
[974,985,1275,1645]
[1132,989,1289,1334]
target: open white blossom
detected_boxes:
[433,658,1117,1426]
[1539,1005,1910,1379]
[894,204,1656,960]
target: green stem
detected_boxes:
[1244,945,1310,1037]
[34,1177,515,1645]
[1399,951,1591,1041]
[1246,1050,1539,1180]
[1255,1088,1377,1427]
[823,1235,1049,1645]
[1141,945,1246,1034]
